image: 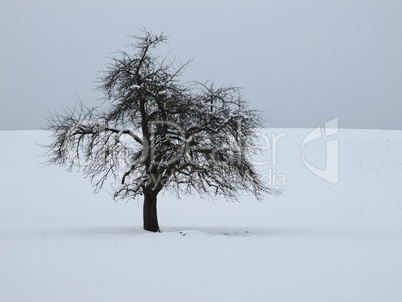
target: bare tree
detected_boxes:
[45,30,278,232]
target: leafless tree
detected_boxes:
[45,30,278,232]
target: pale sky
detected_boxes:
[1,0,401,130]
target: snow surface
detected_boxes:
[0,129,401,302]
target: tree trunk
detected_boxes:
[143,190,160,232]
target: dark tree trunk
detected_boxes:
[143,190,160,232]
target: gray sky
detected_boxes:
[1,0,401,130]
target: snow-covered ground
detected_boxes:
[1,128,401,302]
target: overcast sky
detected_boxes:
[1,0,401,130]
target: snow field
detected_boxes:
[1,129,401,302]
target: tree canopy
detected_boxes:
[45,31,278,232]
